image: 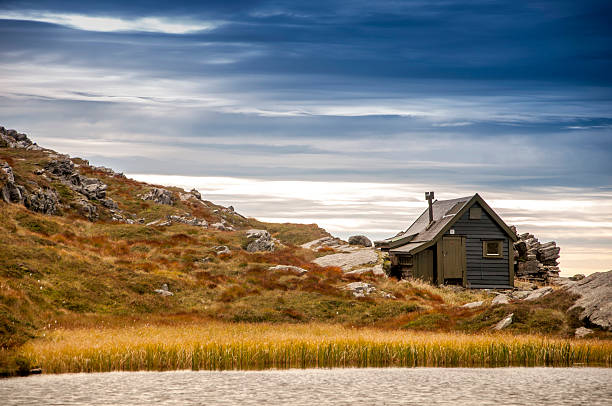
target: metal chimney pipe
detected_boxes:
[425,191,435,224]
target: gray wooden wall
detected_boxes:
[445,203,510,287]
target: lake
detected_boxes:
[2,368,611,405]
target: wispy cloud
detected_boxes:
[0,11,220,34]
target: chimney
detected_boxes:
[425,191,435,225]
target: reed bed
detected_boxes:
[20,322,612,373]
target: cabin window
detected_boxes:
[483,240,503,258]
[469,207,482,220]
[398,255,413,266]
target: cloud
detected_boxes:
[0,11,220,34]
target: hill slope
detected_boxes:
[1,125,606,365]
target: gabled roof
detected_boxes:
[375,193,517,254]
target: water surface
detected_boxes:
[2,367,611,405]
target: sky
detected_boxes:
[0,0,611,275]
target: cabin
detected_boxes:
[375,192,517,289]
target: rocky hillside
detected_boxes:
[1,125,610,358]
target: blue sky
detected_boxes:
[0,1,611,274]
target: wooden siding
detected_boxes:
[413,249,434,283]
[445,202,510,287]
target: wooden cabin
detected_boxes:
[375,193,517,289]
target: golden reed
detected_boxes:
[20,322,612,373]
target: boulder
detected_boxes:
[344,282,376,298]
[345,264,385,276]
[567,271,612,331]
[492,294,510,305]
[80,178,107,200]
[569,274,585,281]
[523,286,553,301]
[301,236,345,250]
[211,222,234,231]
[268,265,308,274]
[511,290,532,300]
[312,249,378,271]
[190,188,202,200]
[167,214,207,227]
[493,313,514,330]
[75,199,98,221]
[24,188,59,215]
[142,187,174,205]
[154,283,174,296]
[348,235,372,247]
[214,246,231,255]
[245,229,275,252]
[0,126,38,149]
[574,327,593,338]
[462,301,484,309]
[45,158,75,178]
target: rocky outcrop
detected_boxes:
[45,157,117,214]
[566,271,612,331]
[513,229,560,281]
[190,188,202,200]
[345,264,385,276]
[312,249,378,271]
[167,214,208,227]
[301,236,345,250]
[1,160,59,214]
[211,222,235,231]
[344,282,376,298]
[523,286,553,301]
[492,294,510,305]
[1,161,25,204]
[348,235,372,247]
[0,126,43,150]
[141,187,175,205]
[75,199,98,221]
[245,229,275,252]
[24,188,59,215]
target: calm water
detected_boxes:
[2,368,611,405]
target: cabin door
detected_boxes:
[442,236,465,282]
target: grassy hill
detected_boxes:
[1,126,610,374]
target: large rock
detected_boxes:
[492,294,510,305]
[167,214,207,227]
[567,271,612,331]
[268,265,308,274]
[574,327,593,338]
[1,161,25,204]
[312,249,378,271]
[523,286,553,301]
[141,187,175,205]
[493,313,513,330]
[345,264,385,276]
[301,236,345,250]
[0,126,41,149]
[75,199,98,221]
[24,188,59,215]
[348,235,372,247]
[462,301,484,309]
[46,157,110,203]
[344,282,376,298]
[245,229,275,252]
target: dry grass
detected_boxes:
[20,322,612,373]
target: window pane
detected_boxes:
[486,242,500,255]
